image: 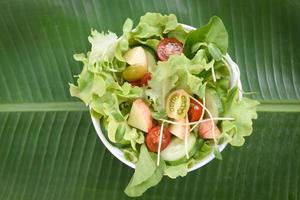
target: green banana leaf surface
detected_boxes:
[0,0,299,199]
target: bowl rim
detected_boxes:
[91,23,242,171]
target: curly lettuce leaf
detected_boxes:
[146,58,179,111]
[123,125,144,151]
[88,30,118,65]
[147,54,212,111]
[134,38,160,50]
[69,65,106,105]
[115,18,133,62]
[167,25,189,43]
[133,12,178,38]
[123,148,139,163]
[124,145,165,197]
[221,88,259,146]
[106,118,144,150]
[70,43,143,122]
[164,163,188,179]
[184,16,228,58]
[91,93,124,122]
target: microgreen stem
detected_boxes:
[157,121,164,166]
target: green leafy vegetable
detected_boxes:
[146,54,210,111]
[124,145,165,197]
[164,163,188,179]
[193,140,212,161]
[70,52,110,105]
[184,16,228,58]
[88,30,118,65]
[115,18,133,62]
[221,88,259,146]
[133,12,178,38]
[123,148,139,163]
[167,25,189,43]
[207,43,223,61]
[123,126,144,151]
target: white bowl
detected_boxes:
[91,24,242,172]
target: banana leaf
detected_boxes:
[0,0,299,199]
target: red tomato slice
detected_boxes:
[157,38,183,61]
[188,98,204,122]
[130,80,140,87]
[140,72,152,86]
[146,126,171,152]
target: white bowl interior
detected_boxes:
[91,24,242,172]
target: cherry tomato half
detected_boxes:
[166,89,190,119]
[146,126,171,152]
[140,72,152,86]
[157,38,183,61]
[188,98,204,122]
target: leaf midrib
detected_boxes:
[0,101,299,112]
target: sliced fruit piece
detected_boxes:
[161,133,197,165]
[166,89,190,119]
[169,118,190,140]
[146,126,171,152]
[122,64,148,81]
[124,46,147,66]
[127,99,153,132]
[205,88,223,122]
[198,120,221,139]
[157,38,183,61]
[123,47,149,81]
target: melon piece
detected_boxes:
[127,99,153,132]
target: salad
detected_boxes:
[69,13,258,197]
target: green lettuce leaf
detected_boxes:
[69,64,106,105]
[91,93,124,122]
[124,145,165,197]
[146,54,210,111]
[134,38,160,50]
[115,18,133,62]
[88,30,118,65]
[221,88,259,146]
[123,125,144,151]
[123,148,139,163]
[167,25,189,43]
[193,139,212,161]
[133,12,178,38]
[164,163,188,179]
[184,16,228,58]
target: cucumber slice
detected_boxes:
[161,134,197,165]
[205,88,224,122]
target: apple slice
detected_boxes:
[169,118,190,140]
[198,120,221,139]
[127,99,153,132]
[123,47,149,81]
[124,47,147,66]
